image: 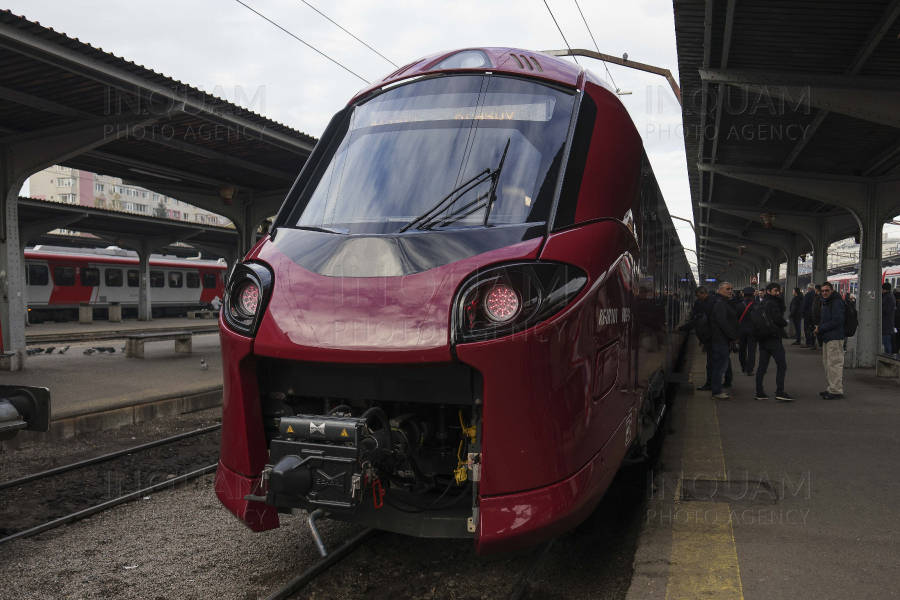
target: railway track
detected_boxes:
[0,423,221,544]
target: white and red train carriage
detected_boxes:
[24,246,227,322]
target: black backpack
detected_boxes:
[750,303,777,339]
[843,299,858,337]
[695,314,713,343]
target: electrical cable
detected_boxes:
[300,0,398,68]
[233,0,370,84]
[542,0,579,64]
[573,0,619,91]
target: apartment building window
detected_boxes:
[57,178,76,187]
[152,194,159,201]
[59,194,77,204]
[141,191,148,199]
[134,204,148,213]
[95,183,104,192]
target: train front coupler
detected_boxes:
[0,385,51,441]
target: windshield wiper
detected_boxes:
[294,225,349,234]
[399,138,512,233]
[398,168,491,233]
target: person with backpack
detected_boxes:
[815,282,848,399]
[737,287,759,375]
[707,282,740,400]
[789,287,803,345]
[753,282,794,402]
[680,286,722,391]
[882,282,895,354]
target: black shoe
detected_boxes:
[776,392,795,402]
[819,391,829,397]
[696,384,712,391]
[822,393,844,400]
[791,341,801,345]
[746,370,754,376]
[755,391,769,400]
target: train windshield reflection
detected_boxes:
[295,75,576,235]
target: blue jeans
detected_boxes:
[882,334,893,354]
[710,342,732,394]
[756,337,787,394]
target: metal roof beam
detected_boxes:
[699,69,900,129]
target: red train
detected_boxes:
[831,265,900,297]
[214,48,695,553]
[24,246,227,321]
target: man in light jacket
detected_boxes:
[815,282,846,399]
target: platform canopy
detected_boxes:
[0,10,320,368]
[674,0,900,366]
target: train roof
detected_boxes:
[26,245,227,268]
[350,47,618,104]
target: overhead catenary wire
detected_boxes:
[542,0,578,65]
[234,0,370,84]
[300,0,398,68]
[573,0,619,91]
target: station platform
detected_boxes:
[629,341,900,599]
[25,316,218,344]
[2,331,222,450]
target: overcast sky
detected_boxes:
[12,0,696,257]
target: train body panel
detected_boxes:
[23,247,227,318]
[214,48,694,553]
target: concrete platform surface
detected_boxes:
[629,341,900,600]
[1,333,222,420]
[25,316,218,343]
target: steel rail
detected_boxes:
[0,463,218,545]
[0,424,221,491]
[264,528,376,600]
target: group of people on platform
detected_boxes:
[681,279,854,401]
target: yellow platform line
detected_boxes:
[664,352,744,600]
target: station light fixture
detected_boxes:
[761,213,775,228]
[219,182,237,206]
[738,246,746,255]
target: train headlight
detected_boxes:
[452,262,587,343]
[223,262,273,336]
[484,284,520,322]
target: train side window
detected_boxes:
[168,271,184,288]
[105,268,123,287]
[203,273,217,289]
[81,268,100,287]
[150,271,165,288]
[127,270,139,288]
[186,272,200,288]
[27,265,49,286]
[54,266,75,286]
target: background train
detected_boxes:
[24,246,227,322]
[829,266,900,297]
[214,47,695,553]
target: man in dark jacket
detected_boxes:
[882,282,895,354]
[801,284,816,347]
[737,287,759,375]
[754,282,794,402]
[709,282,740,400]
[680,287,722,391]
[811,285,824,350]
[789,287,803,345]
[816,282,846,399]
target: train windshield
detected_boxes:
[294,75,576,235]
